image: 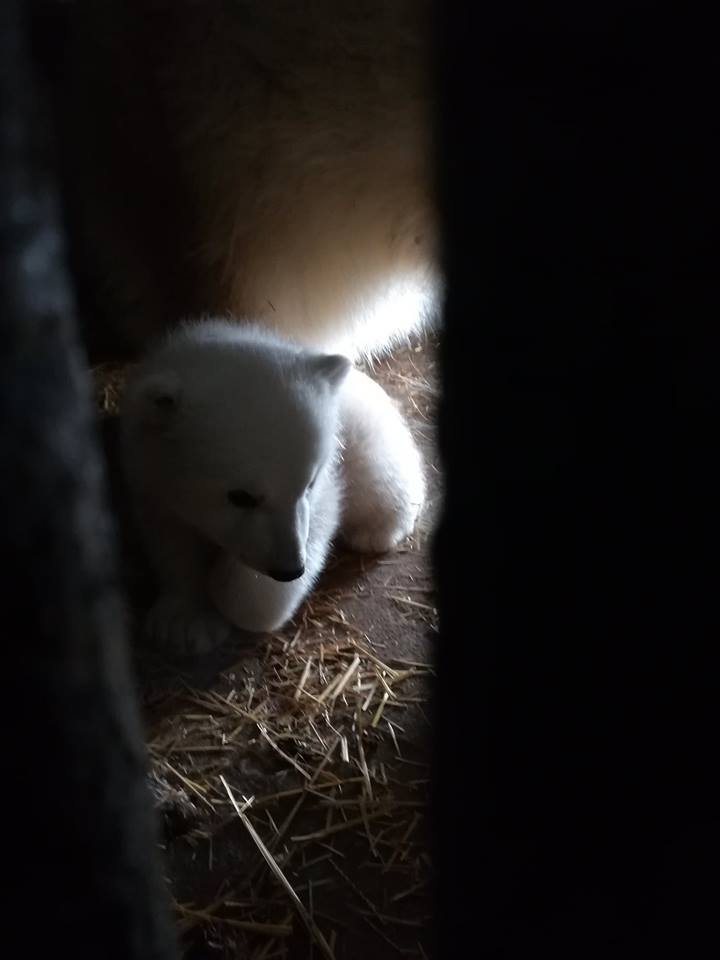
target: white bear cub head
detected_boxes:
[121,320,350,582]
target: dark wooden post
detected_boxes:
[435,3,719,955]
[1,2,177,956]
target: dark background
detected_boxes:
[435,2,720,956]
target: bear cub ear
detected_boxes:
[133,371,182,428]
[307,353,352,391]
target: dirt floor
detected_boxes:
[97,334,440,960]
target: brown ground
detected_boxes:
[97,335,440,960]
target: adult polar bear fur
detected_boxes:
[65,1,438,361]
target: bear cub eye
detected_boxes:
[227,489,262,509]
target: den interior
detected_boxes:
[78,5,441,957]
[95,333,440,960]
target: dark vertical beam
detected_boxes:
[435,3,719,955]
[1,2,177,956]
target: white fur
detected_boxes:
[339,368,426,553]
[121,321,349,652]
[120,320,425,653]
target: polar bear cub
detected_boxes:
[120,319,424,653]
